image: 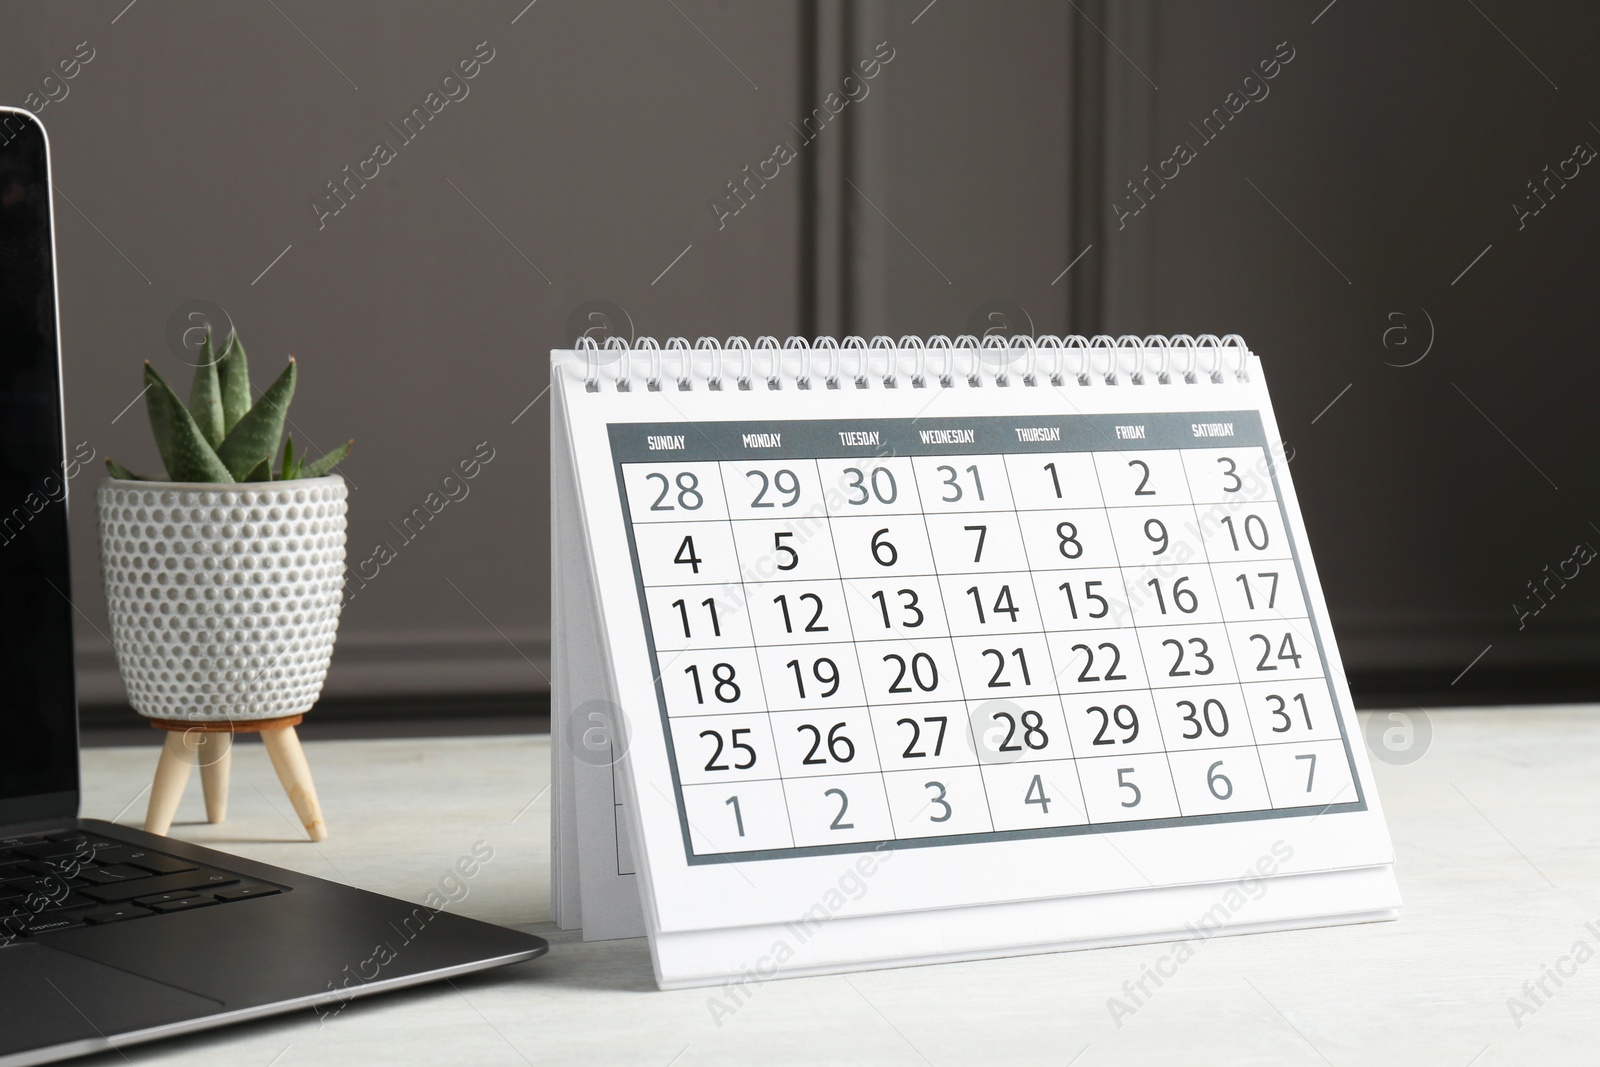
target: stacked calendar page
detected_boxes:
[551,337,1399,989]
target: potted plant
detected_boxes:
[98,331,352,841]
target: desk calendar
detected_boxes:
[551,336,1399,989]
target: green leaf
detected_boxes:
[143,362,234,483]
[243,457,273,482]
[187,333,225,448]
[104,458,145,480]
[300,438,353,479]
[280,436,307,480]
[215,357,296,480]
[287,436,305,479]
[217,331,251,434]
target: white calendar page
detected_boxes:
[554,349,1395,946]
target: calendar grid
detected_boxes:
[609,413,1367,866]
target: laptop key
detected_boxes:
[0,899,89,935]
[132,890,203,907]
[87,846,197,874]
[76,865,155,885]
[20,914,91,935]
[213,884,282,902]
[40,893,97,912]
[7,895,53,920]
[19,858,94,878]
[83,905,155,925]
[5,842,79,860]
[126,852,200,875]
[148,897,217,914]
[85,869,238,904]
[9,839,114,860]
[11,876,77,897]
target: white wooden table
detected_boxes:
[75,707,1600,1065]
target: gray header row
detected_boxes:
[607,410,1266,463]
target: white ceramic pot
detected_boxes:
[96,476,348,722]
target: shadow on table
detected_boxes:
[508,924,658,994]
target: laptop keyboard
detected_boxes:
[0,830,286,940]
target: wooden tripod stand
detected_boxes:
[143,714,327,842]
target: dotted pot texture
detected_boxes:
[97,476,347,722]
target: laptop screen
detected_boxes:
[0,109,79,820]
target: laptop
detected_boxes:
[0,106,547,1065]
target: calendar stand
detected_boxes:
[143,715,327,842]
[551,336,1399,987]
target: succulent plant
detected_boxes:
[105,331,351,483]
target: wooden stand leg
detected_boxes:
[197,733,233,824]
[262,725,327,842]
[145,731,199,835]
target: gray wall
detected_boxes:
[6,0,816,703]
[1098,2,1600,693]
[4,1,1597,709]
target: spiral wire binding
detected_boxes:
[576,334,1251,392]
